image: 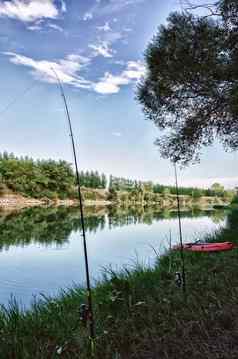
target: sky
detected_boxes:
[0,0,238,189]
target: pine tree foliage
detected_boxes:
[0,153,107,199]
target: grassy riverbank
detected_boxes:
[1,209,238,358]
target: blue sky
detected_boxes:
[0,0,237,188]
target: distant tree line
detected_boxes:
[0,152,106,199]
[0,153,234,201]
[109,175,232,198]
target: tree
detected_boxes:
[143,181,153,192]
[162,188,171,197]
[137,1,238,164]
[192,188,203,198]
[211,182,224,195]
[223,189,235,200]
[108,187,117,201]
[101,173,107,189]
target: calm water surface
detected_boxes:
[0,206,226,308]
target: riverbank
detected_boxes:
[0,189,230,211]
[0,191,111,210]
[0,208,238,358]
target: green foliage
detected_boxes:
[231,195,238,205]
[138,2,238,164]
[223,189,236,200]
[119,192,129,203]
[109,175,219,198]
[79,170,107,189]
[108,187,117,201]
[153,183,218,197]
[0,152,107,199]
[0,153,228,202]
[211,182,225,196]
[162,187,170,197]
[83,191,97,201]
[109,175,143,192]
[0,153,76,199]
[192,188,203,199]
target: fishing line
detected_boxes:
[0,82,38,118]
[174,162,187,296]
[51,68,95,355]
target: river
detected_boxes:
[0,206,226,308]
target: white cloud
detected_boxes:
[3,52,92,89]
[97,22,111,32]
[93,61,145,94]
[4,51,145,95]
[47,23,64,32]
[123,61,145,79]
[27,23,42,31]
[66,54,90,64]
[89,41,115,58]
[112,132,122,137]
[27,20,64,32]
[60,0,66,13]
[83,12,93,21]
[85,0,145,18]
[89,28,123,59]
[113,60,125,65]
[0,0,59,22]
[94,72,129,94]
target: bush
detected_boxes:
[84,192,97,200]
[231,195,238,205]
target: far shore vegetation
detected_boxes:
[0,152,236,207]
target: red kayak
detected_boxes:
[173,241,235,252]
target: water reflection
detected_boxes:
[0,206,106,250]
[0,205,227,307]
[0,205,226,251]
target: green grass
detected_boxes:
[1,209,238,358]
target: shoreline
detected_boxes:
[0,192,230,212]
[0,194,112,210]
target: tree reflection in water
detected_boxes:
[0,206,106,251]
[0,205,224,251]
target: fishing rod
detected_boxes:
[51,68,95,353]
[174,162,186,295]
